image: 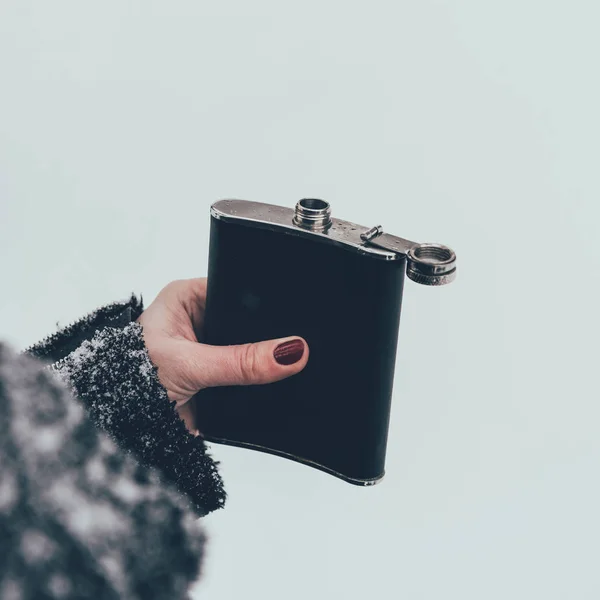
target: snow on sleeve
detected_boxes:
[51,322,226,517]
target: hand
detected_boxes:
[136,278,309,434]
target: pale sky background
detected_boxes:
[1,1,599,598]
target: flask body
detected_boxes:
[197,208,406,484]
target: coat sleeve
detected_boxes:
[24,295,226,517]
[0,342,206,600]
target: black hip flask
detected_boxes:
[196,198,457,485]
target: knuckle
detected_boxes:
[163,279,184,295]
[236,343,260,383]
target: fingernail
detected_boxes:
[273,339,305,365]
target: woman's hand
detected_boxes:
[136,278,309,434]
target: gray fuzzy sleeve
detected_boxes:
[25,296,226,517]
[0,343,206,599]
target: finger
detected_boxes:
[183,278,207,311]
[171,278,207,338]
[189,336,309,388]
[176,401,200,436]
[187,278,208,340]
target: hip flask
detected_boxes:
[196,198,457,485]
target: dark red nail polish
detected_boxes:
[274,339,305,365]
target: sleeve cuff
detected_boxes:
[25,296,226,516]
[25,294,144,363]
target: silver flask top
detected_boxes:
[210,198,456,286]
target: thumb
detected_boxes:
[191,336,309,388]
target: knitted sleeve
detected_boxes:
[0,342,206,599]
[24,295,226,517]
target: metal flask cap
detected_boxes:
[292,198,457,286]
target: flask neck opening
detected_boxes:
[293,198,332,232]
